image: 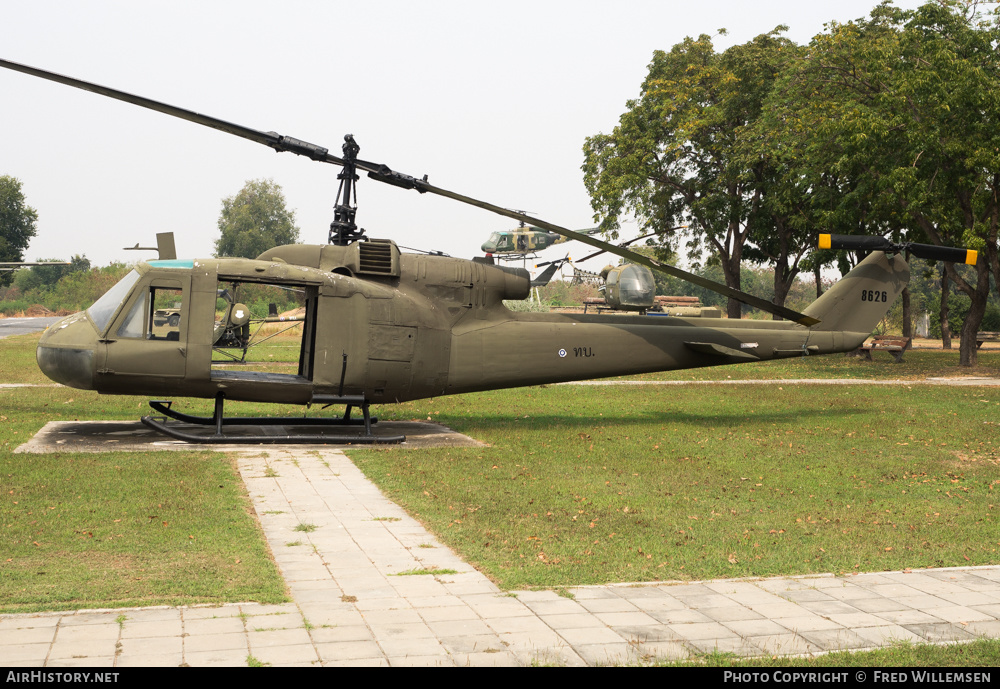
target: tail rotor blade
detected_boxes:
[819,234,893,252]
[906,243,978,265]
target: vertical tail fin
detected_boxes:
[531,261,561,288]
[804,252,909,333]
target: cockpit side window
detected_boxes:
[149,286,184,341]
[116,281,184,340]
[117,291,148,338]
[88,269,141,333]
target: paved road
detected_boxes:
[3,446,999,667]
[0,316,61,339]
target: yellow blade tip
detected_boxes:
[818,234,831,250]
[966,250,978,266]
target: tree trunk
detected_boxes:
[940,269,951,349]
[959,303,983,367]
[723,255,742,320]
[954,261,991,367]
[772,274,790,320]
[725,297,742,320]
[901,286,912,349]
[772,258,789,320]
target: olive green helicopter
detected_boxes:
[531,230,681,312]
[0,58,978,444]
[481,223,601,260]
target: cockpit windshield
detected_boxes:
[618,265,655,307]
[87,269,141,332]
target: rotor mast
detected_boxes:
[329,135,363,245]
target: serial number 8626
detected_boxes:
[861,290,889,302]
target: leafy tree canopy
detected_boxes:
[214,178,299,259]
[762,0,1000,363]
[582,29,808,317]
[0,175,38,286]
[14,255,91,292]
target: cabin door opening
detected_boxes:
[210,278,317,383]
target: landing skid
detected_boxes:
[140,393,406,444]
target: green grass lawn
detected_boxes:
[0,333,51,384]
[353,376,1000,589]
[0,335,289,613]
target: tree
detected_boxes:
[762,0,1000,365]
[0,175,38,286]
[214,179,299,259]
[21,254,91,289]
[582,30,804,318]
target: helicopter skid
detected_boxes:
[140,397,406,445]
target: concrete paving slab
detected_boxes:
[748,632,822,657]
[904,622,978,643]
[721,618,790,637]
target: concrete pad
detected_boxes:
[15,419,484,453]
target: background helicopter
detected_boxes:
[1,58,977,445]
[481,222,602,261]
[532,229,689,313]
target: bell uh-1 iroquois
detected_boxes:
[1,59,979,444]
[481,224,602,260]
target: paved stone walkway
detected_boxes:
[3,447,1000,667]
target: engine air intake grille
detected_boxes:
[358,240,394,275]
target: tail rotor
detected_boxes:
[819,234,978,265]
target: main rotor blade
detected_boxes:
[402,182,820,325]
[1,58,818,325]
[535,231,661,267]
[0,58,338,163]
[575,229,674,265]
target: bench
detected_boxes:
[858,335,911,363]
[976,332,999,349]
[582,297,606,314]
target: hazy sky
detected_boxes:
[2,0,928,271]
